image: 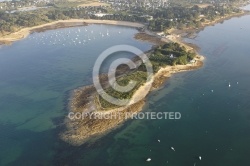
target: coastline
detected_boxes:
[62,58,204,146]
[0,10,249,45]
[167,10,250,40]
[61,41,204,146]
[0,19,144,45]
[1,10,247,145]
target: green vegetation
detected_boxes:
[147,5,242,31]
[99,71,148,109]
[98,42,196,109]
[150,42,196,72]
[0,7,92,35]
[0,0,245,36]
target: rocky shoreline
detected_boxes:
[61,37,205,145]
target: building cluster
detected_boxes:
[0,0,51,11]
[100,0,169,11]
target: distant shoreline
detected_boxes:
[0,10,249,45]
[168,10,250,40]
[0,19,144,45]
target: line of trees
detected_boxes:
[0,8,89,35]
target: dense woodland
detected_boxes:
[147,5,241,31]
[0,8,91,35]
[150,42,196,71]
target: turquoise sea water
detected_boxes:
[0,14,250,165]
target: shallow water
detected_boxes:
[0,24,152,165]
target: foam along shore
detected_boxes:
[0,19,144,45]
[61,48,204,146]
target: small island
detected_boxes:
[61,41,204,146]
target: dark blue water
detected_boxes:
[0,14,250,165]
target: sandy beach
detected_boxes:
[0,19,144,45]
